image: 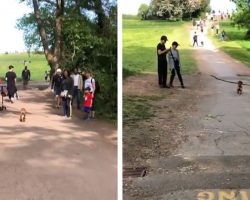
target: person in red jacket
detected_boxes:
[82,87,93,120]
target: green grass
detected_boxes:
[0,53,49,81]
[209,21,250,67]
[123,19,197,78]
[123,96,153,124]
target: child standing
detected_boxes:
[168,41,185,88]
[83,87,93,120]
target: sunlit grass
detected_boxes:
[123,18,197,78]
[0,53,49,81]
[209,21,250,67]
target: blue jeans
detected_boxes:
[62,97,72,117]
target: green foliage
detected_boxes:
[138,0,210,20]
[123,19,197,78]
[16,0,117,119]
[232,0,250,39]
[209,21,250,67]
[138,4,150,20]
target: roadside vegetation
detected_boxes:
[209,21,250,67]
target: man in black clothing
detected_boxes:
[157,35,171,88]
[22,66,31,89]
[5,65,17,103]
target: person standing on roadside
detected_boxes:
[221,30,226,41]
[71,69,83,109]
[51,68,63,109]
[216,24,220,35]
[84,71,97,119]
[193,32,198,47]
[5,65,17,103]
[22,66,31,90]
[44,70,49,82]
[157,35,171,88]
[61,69,74,119]
[168,42,185,89]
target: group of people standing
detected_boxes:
[157,35,185,89]
[51,68,97,120]
[3,64,97,120]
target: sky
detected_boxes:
[121,0,151,15]
[0,0,31,53]
[122,0,236,15]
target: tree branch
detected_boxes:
[53,0,65,65]
[32,0,50,56]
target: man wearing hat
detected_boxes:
[51,68,63,108]
[157,35,171,88]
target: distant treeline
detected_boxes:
[138,0,211,20]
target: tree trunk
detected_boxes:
[32,0,64,72]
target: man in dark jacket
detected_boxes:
[22,66,31,89]
[157,35,171,88]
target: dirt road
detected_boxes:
[0,88,117,200]
[124,27,250,199]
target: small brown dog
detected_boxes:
[237,81,243,95]
[20,108,27,122]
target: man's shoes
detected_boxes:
[160,85,169,88]
[181,85,185,89]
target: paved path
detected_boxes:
[130,25,250,199]
[0,88,117,200]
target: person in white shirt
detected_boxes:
[71,69,83,109]
[84,71,96,118]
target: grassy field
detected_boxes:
[123,18,197,78]
[210,21,250,67]
[0,53,49,81]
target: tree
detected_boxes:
[138,4,150,20]
[17,0,117,118]
[17,0,64,72]
[144,0,210,20]
[232,0,250,39]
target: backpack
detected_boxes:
[91,78,100,93]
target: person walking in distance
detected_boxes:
[215,24,220,35]
[157,35,171,88]
[51,68,63,109]
[5,65,17,103]
[22,66,31,89]
[44,70,49,82]
[193,32,198,47]
[168,42,185,88]
[71,69,83,109]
